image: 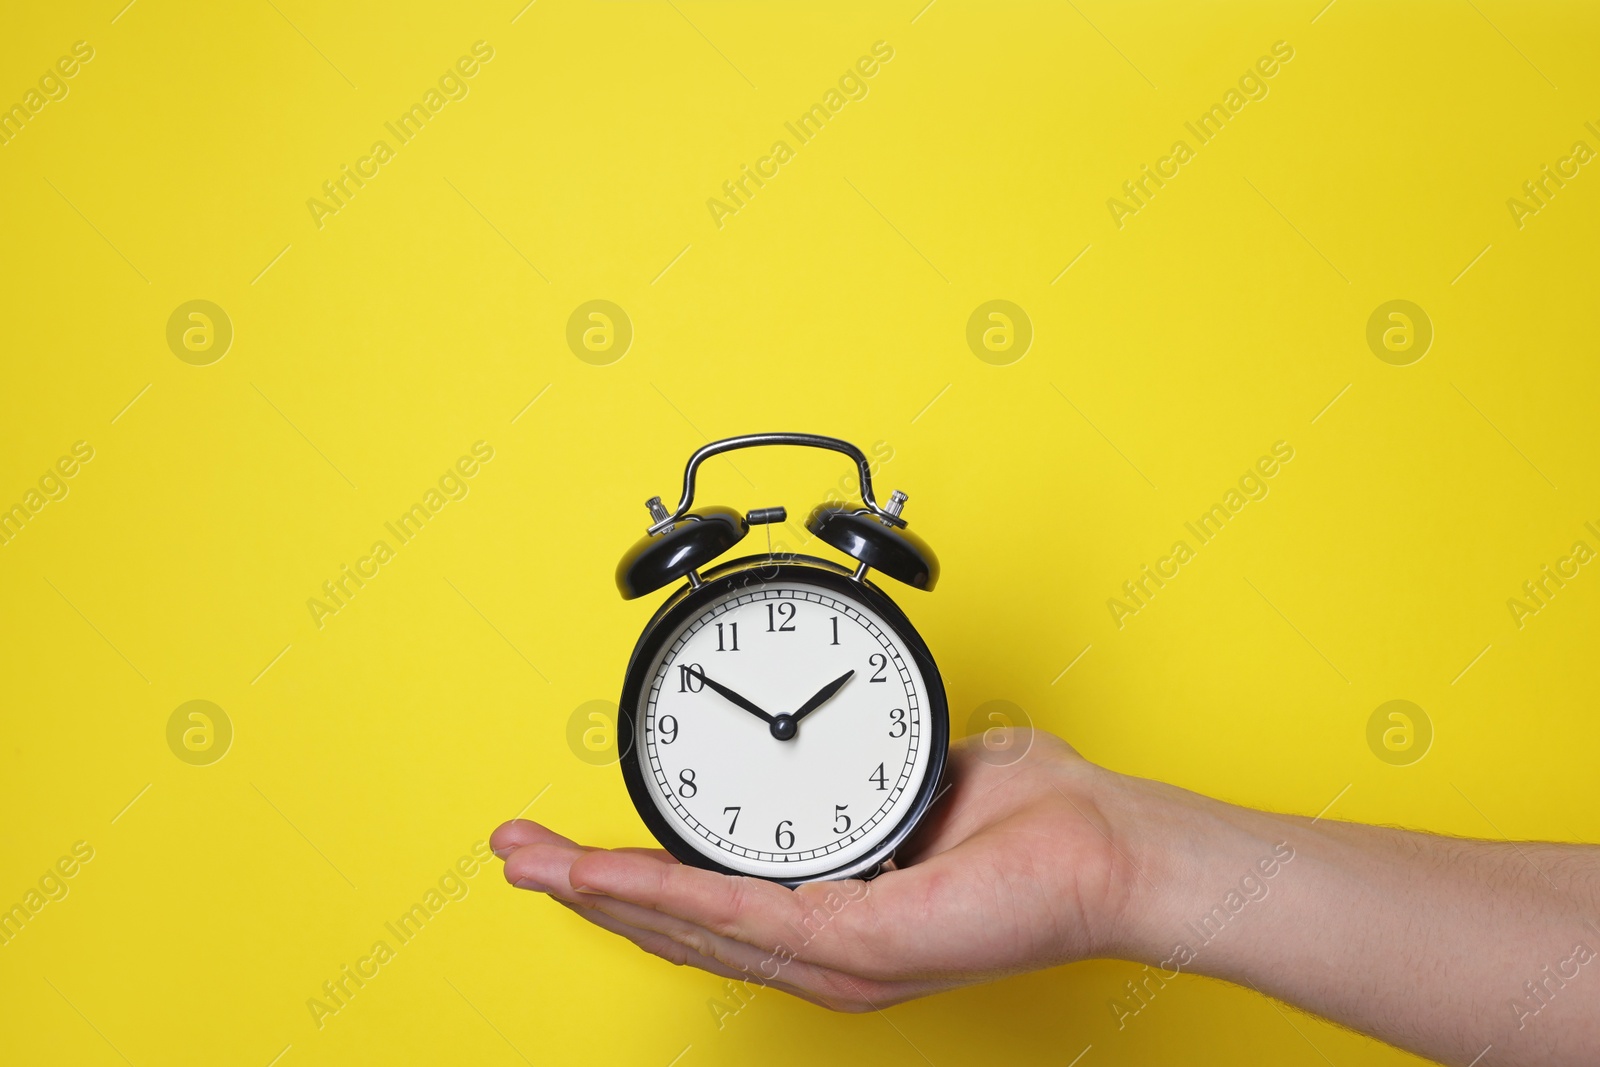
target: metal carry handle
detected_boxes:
[646,432,904,534]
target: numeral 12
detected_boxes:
[766,603,796,632]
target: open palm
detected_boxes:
[492,732,1137,1010]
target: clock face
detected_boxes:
[630,577,938,880]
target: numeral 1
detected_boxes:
[715,622,739,652]
[830,616,840,645]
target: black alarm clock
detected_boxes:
[613,432,948,886]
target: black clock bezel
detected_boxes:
[616,555,949,888]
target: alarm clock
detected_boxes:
[613,432,948,886]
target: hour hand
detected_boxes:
[691,669,776,725]
[790,670,855,724]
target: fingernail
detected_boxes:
[513,878,551,893]
[493,846,514,860]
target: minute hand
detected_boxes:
[790,670,855,724]
[694,671,777,725]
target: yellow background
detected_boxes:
[3,1,1597,1064]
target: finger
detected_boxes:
[491,819,575,858]
[570,846,988,996]
[611,846,681,863]
[554,896,918,1012]
[491,816,680,862]
[516,844,905,995]
[502,839,955,1000]
[551,899,836,1007]
[508,844,771,971]
[502,841,586,892]
[570,884,859,994]
[567,848,797,945]
[558,893,808,989]
[567,849,930,977]
[554,898,747,980]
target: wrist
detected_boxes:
[1084,766,1297,968]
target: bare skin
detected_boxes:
[493,731,1600,1066]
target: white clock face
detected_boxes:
[635,580,934,880]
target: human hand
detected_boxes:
[491,731,1143,1011]
[495,728,1600,1065]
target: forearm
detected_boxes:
[1096,769,1600,1066]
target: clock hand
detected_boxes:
[789,670,855,724]
[690,669,777,725]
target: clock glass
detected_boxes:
[633,579,935,881]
